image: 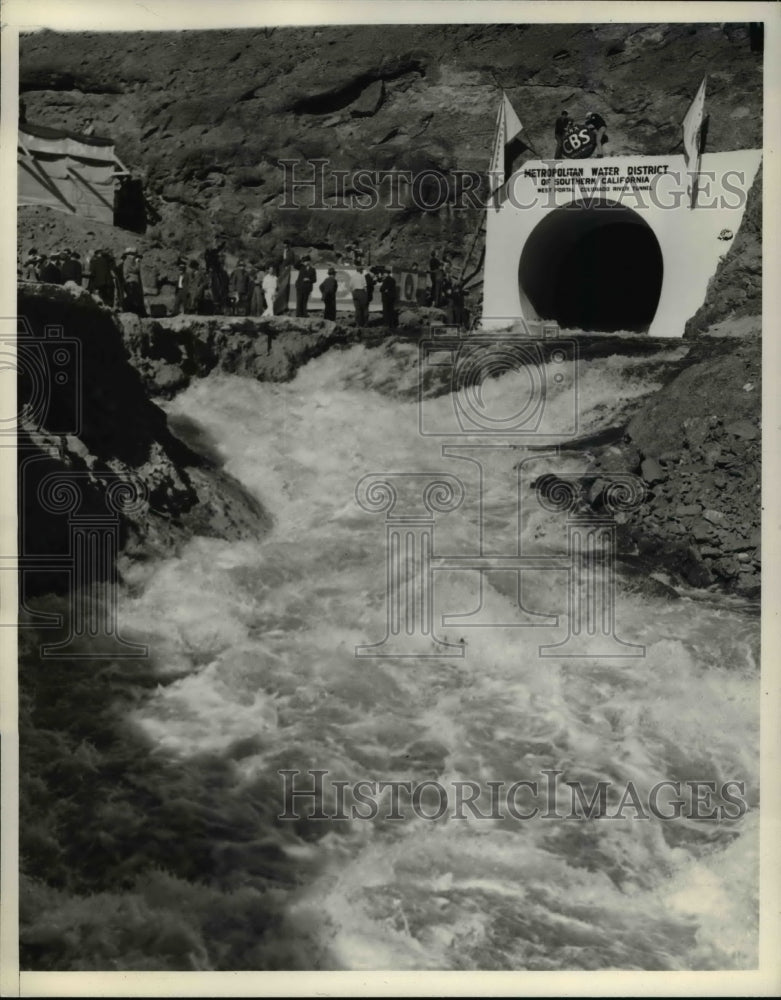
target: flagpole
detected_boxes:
[683,75,707,210]
[694,76,708,210]
[489,91,505,209]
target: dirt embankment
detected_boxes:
[558,335,761,597]
[621,337,760,596]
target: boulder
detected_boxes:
[640,457,666,485]
[723,418,759,440]
[350,79,384,117]
[675,503,701,517]
[682,415,710,450]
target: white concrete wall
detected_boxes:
[482,150,762,338]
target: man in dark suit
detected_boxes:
[39,253,62,285]
[428,248,441,304]
[277,240,296,273]
[173,259,188,315]
[319,267,338,321]
[295,256,316,317]
[429,250,444,307]
[121,247,146,316]
[88,249,114,305]
[379,266,398,329]
[364,267,375,306]
[185,259,207,314]
[229,259,251,315]
[60,250,83,286]
[451,279,467,329]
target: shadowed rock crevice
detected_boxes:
[289,60,425,116]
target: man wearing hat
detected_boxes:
[121,246,146,316]
[276,239,296,274]
[294,255,316,318]
[60,249,83,286]
[319,267,338,321]
[173,258,188,315]
[185,259,207,314]
[379,264,398,329]
[39,253,62,285]
[229,259,250,315]
[88,249,114,306]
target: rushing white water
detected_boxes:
[119,341,758,970]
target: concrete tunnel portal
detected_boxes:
[518,199,664,333]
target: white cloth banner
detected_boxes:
[489,93,524,193]
[682,77,707,168]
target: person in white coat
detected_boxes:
[262,265,278,317]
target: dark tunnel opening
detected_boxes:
[518,199,664,332]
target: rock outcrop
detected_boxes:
[17,283,270,600]
[118,313,361,398]
[623,337,760,595]
[577,335,760,596]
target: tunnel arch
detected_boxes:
[518,198,664,332]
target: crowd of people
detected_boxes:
[426,248,470,327]
[20,245,149,316]
[19,238,473,330]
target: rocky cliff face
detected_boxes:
[684,166,762,337]
[542,331,761,598]
[17,283,270,600]
[19,22,763,280]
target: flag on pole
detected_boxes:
[682,76,707,208]
[489,92,529,194]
